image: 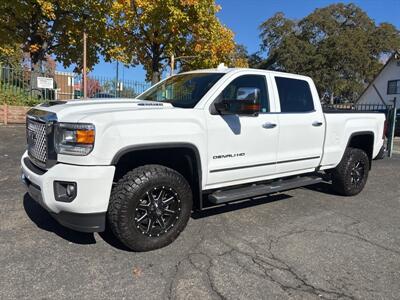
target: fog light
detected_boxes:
[66,184,75,197]
[54,181,77,202]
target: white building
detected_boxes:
[357,50,400,108]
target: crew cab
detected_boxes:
[21,67,386,251]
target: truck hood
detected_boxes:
[33,98,174,122]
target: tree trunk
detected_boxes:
[151,71,160,85]
[330,92,334,105]
[150,46,161,85]
[31,59,43,100]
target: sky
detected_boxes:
[59,0,400,82]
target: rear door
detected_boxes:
[205,73,279,188]
[271,75,325,173]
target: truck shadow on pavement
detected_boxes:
[22,193,140,251]
[23,193,97,245]
[23,184,337,251]
[192,193,292,219]
[302,181,340,195]
[22,192,296,251]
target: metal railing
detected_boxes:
[73,75,150,100]
[0,64,150,105]
[322,103,392,112]
[323,101,398,157]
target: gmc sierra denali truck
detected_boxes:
[21,67,386,251]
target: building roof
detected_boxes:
[55,70,74,76]
[356,50,400,103]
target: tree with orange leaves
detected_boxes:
[107,0,247,84]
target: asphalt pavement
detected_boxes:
[1,125,400,300]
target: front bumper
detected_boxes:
[21,151,115,232]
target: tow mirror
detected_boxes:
[214,87,261,116]
[214,99,260,116]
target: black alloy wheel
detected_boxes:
[108,165,193,251]
[134,186,181,237]
[331,147,369,196]
[350,161,365,186]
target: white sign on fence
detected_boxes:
[37,77,54,89]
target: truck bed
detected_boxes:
[320,112,386,169]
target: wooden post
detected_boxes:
[3,103,8,125]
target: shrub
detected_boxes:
[0,85,42,107]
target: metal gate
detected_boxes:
[323,100,398,157]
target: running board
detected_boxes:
[208,175,323,204]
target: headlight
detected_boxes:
[54,123,95,155]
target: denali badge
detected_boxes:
[213,153,245,159]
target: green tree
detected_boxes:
[0,44,24,67]
[107,0,241,84]
[230,44,249,68]
[247,52,263,69]
[258,4,400,103]
[0,0,112,72]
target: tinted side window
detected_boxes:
[219,75,269,112]
[275,77,314,113]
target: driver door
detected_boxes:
[205,74,279,189]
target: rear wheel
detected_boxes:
[108,165,192,251]
[331,147,370,196]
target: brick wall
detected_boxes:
[0,104,30,125]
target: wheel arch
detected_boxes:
[111,143,203,210]
[345,131,375,168]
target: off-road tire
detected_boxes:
[331,147,370,196]
[108,165,192,251]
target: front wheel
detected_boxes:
[331,147,370,196]
[108,165,193,251]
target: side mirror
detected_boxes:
[214,99,260,116]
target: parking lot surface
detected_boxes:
[1,125,400,300]
[394,137,400,154]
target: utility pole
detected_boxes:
[170,54,175,76]
[170,54,198,76]
[83,32,88,99]
[115,60,119,97]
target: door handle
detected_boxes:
[262,122,277,129]
[312,121,323,127]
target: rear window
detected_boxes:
[275,77,314,113]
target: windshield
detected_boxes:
[137,73,224,108]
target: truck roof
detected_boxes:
[181,67,311,81]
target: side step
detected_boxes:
[208,175,323,204]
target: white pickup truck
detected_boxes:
[21,67,386,251]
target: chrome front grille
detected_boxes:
[27,119,47,165]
